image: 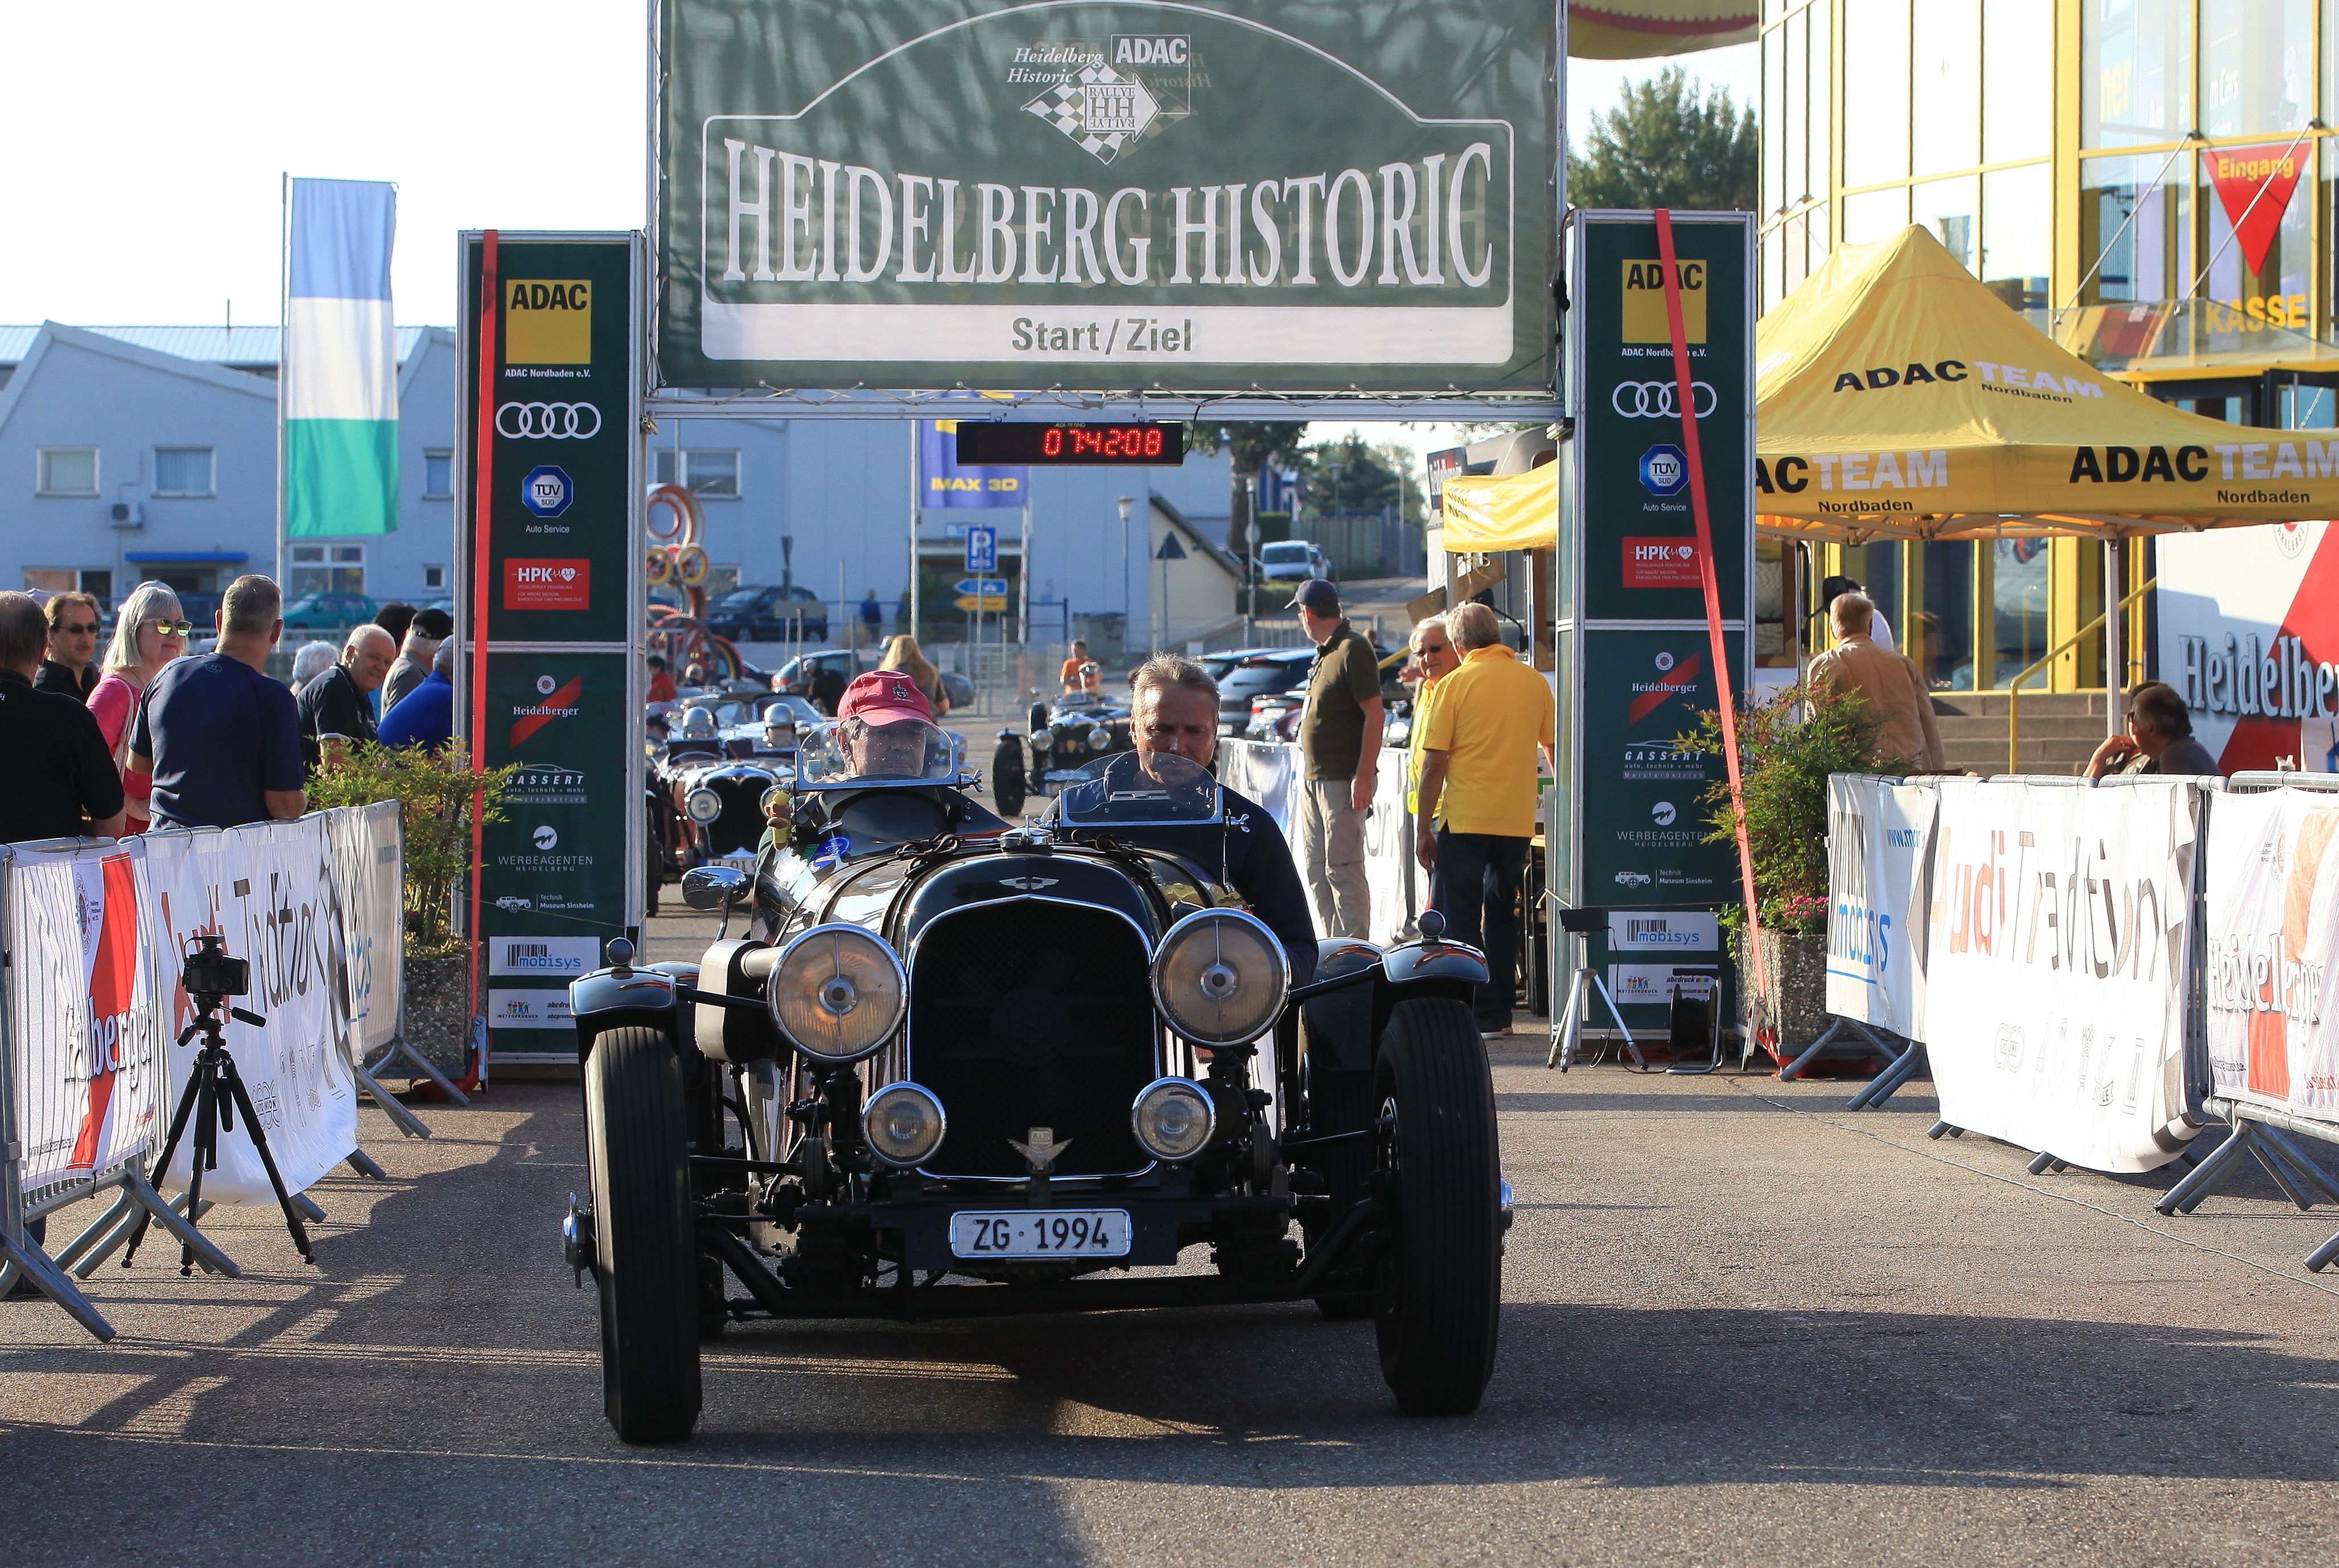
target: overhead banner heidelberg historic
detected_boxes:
[654,0,1560,394]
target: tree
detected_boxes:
[1296,432,1404,521]
[1187,422,1309,568]
[1569,67,1757,214]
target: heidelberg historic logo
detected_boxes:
[1011,35,1197,163]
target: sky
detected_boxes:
[0,6,1754,466]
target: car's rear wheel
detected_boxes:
[586,1026,702,1443]
[1372,997,1501,1416]
[993,736,1028,817]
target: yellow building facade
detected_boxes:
[1758,0,2339,692]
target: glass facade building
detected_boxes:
[1759,0,2339,692]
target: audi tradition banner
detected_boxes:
[1921,778,2202,1173]
[2201,787,2339,1121]
[2156,521,2339,777]
[3,810,403,1209]
[653,0,1559,393]
[1823,774,1936,1039]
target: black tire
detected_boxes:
[1372,997,1502,1416]
[992,737,1028,818]
[586,1027,702,1443]
[1304,1066,1377,1320]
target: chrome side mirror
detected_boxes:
[681,865,750,911]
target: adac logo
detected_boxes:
[1620,259,1706,344]
[1011,35,1195,164]
[505,279,591,365]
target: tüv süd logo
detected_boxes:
[1639,443,1688,497]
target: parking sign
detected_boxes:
[965,525,998,573]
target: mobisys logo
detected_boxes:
[691,7,1517,370]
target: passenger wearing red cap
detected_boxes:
[834,669,941,779]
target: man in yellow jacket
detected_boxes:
[1414,603,1555,1038]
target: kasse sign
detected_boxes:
[654,1,1558,394]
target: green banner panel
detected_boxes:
[462,237,637,646]
[1576,628,1744,905]
[1570,212,1753,623]
[476,652,636,1046]
[655,0,1558,394]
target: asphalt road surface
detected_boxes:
[6,921,2338,1564]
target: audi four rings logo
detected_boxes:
[1611,381,1719,419]
[496,401,602,440]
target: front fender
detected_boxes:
[567,964,682,1060]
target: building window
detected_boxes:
[1841,1,1911,188]
[423,450,454,500]
[2084,0,2193,150]
[153,447,215,497]
[652,447,743,498]
[1980,164,2054,308]
[422,564,447,591]
[2199,0,2312,139]
[2078,152,2196,302]
[1982,0,2053,164]
[37,447,97,496]
[1910,0,1980,179]
[290,543,367,596]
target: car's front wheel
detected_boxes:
[586,1026,702,1443]
[992,735,1028,817]
[1372,997,1501,1416]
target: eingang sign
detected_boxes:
[654,0,1559,397]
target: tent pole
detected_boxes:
[2104,537,2124,740]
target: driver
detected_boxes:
[832,670,942,778]
[1057,655,1316,984]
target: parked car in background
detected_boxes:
[1257,539,1333,583]
[1215,648,1316,735]
[279,592,380,630]
[707,584,830,643]
[772,647,874,704]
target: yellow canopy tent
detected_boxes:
[1443,463,1559,551]
[1753,225,2339,544]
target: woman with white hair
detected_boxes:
[86,580,191,835]
[290,639,337,689]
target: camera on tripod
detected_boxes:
[182,931,250,1002]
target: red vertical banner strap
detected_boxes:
[1652,210,1770,1019]
[463,232,499,1091]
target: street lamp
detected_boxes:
[1116,494,1135,657]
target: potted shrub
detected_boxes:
[310,741,518,1072]
[1677,683,1903,1055]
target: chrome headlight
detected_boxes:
[1086,726,1110,751]
[1131,1076,1215,1162]
[685,786,723,824]
[862,1082,946,1167]
[1150,907,1289,1046]
[767,923,906,1062]
[1029,728,1052,750]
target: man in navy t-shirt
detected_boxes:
[129,575,307,830]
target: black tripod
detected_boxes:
[122,992,315,1274]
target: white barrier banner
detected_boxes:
[1217,740,1299,841]
[143,820,360,1204]
[2202,789,2339,1117]
[328,801,404,1060]
[1922,778,2201,1173]
[5,843,167,1203]
[1824,774,1937,1039]
[1361,748,1422,948]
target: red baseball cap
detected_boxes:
[837,670,935,727]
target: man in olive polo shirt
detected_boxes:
[1414,602,1554,1037]
[1293,577,1382,939]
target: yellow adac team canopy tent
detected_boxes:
[1756,225,2339,543]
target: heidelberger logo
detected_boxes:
[510,676,583,746]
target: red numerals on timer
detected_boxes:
[1040,426,1166,459]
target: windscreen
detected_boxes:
[1056,752,1223,829]
[1261,542,1308,561]
[796,719,959,787]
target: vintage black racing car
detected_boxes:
[563,724,1504,1443]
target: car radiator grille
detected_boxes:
[908,900,1156,1178]
[706,776,768,857]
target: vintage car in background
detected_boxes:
[990,690,1134,816]
[563,741,1506,1445]
[646,695,824,890]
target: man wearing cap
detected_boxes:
[381,605,454,714]
[835,669,944,778]
[1292,577,1382,940]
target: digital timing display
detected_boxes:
[954,423,1185,466]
